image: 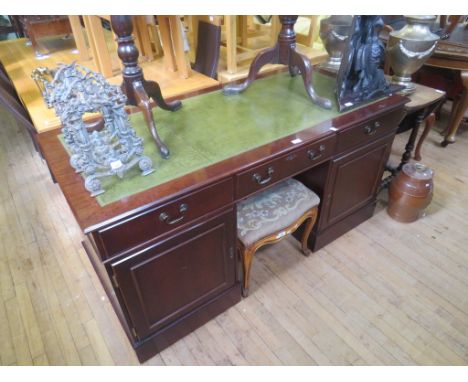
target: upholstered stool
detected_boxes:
[237,178,320,297]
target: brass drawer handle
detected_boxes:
[285,153,297,161]
[252,166,274,185]
[364,121,380,136]
[159,203,188,225]
[307,144,325,161]
[364,125,376,135]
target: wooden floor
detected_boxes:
[0,104,467,365]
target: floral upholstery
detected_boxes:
[237,178,320,247]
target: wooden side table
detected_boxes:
[425,25,468,147]
[441,69,468,146]
[381,81,445,189]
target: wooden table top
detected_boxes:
[0,35,219,133]
[37,72,408,233]
[404,82,446,111]
[427,25,468,71]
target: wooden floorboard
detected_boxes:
[0,103,467,365]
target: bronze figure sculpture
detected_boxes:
[336,16,397,112]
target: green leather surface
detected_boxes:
[59,72,369,206]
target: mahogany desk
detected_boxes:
[37,72,407,362]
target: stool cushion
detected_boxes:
[237,179,320,247]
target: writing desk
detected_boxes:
[38,71,407,362]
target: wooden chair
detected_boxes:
[192,20,221,79]
[237,178,320,297]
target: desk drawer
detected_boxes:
[336,109,404,154]
[236,135,335,200]
[95,178,234,259]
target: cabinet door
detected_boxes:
[111,209,237,340]
[320,136,393,228]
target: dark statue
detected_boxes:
[336,16,397,112]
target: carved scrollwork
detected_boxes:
[32,62,155,197]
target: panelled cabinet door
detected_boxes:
[321,136,394,228]
[111,209,236,340]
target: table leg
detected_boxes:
[131,16,144,58]
[240,16,248,47]
[270,16,280,44]
[83,16,99,67]
[225,15,237,74]
[414,112,435,161]
[68,16,90,61]
[441,70,468,147]
[157,16,177,72]
[222,16,330,109]
[83,16,114,78]
[380,110,424,190]
[397,111,423,171]
[147,18,163,57]
[169,16,191,79]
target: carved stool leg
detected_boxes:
[133,81,170,159]
[414,112,435,161]
[223,45,279,95]
[291,50,332,109]
[300,209,318,256]
[241,245,257,297]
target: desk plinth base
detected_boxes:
[295,201,376,252]
[133,285,241,363]
[83,237,241,364]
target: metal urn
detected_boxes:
[386,15,440,94]
[319,15,353,71]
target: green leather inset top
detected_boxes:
[61,72,372,206]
